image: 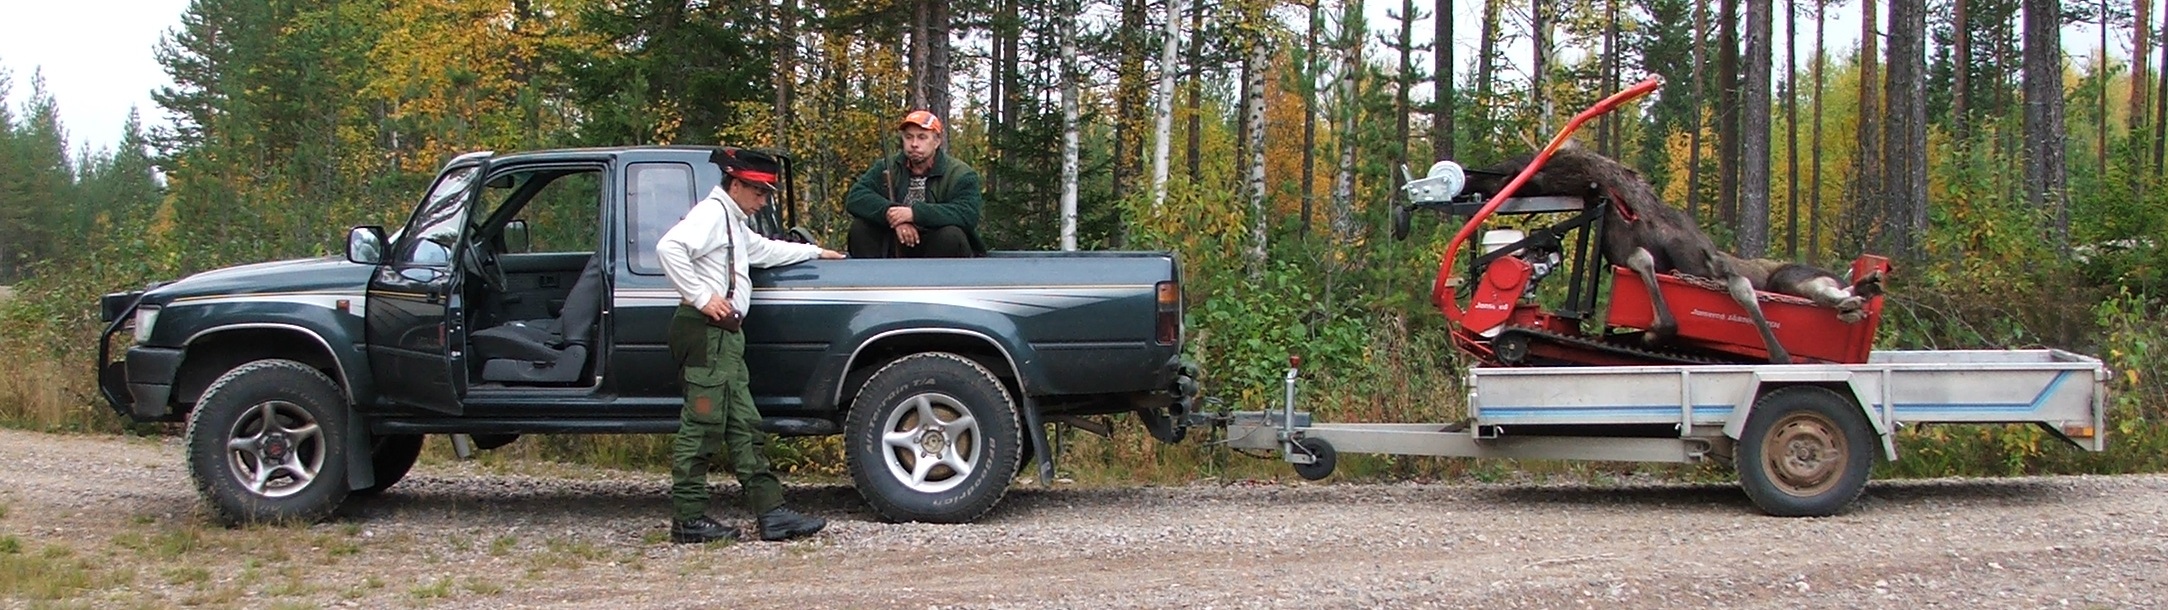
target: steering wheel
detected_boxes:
[463,239,509,294]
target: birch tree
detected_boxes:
[1243,38,1271,277]
[1150,0,1183,209]
[1333,0,1366,241]
[1060,0,1082,251]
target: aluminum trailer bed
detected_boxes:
[1216,349,2107,516]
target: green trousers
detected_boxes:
[668,305,784,521]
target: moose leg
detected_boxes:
[1626,249,1677,344]
[1726,274,1792,364]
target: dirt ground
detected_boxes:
[2,427,2165,609]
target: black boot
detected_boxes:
[670,515,741,544]
[757,507,827,541]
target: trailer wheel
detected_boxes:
[1291,437,1337,481]
[1737,386,1874,517]
[846,353,1023,523]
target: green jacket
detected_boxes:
[845,151,986,253]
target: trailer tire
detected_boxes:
[184,359,351,525]
[846,353,1022,523]
[1737,386,1874,517]
[1291,437,1337,481]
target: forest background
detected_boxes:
[3,0,2167,481]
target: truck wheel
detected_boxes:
[846,353,1022,523]
[184,359,351,525]
[1737,386,1875,517]
[352,434,423,496]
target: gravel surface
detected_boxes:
[2,427,2166,608]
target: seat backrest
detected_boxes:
[557,255,605,346]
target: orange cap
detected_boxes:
[899,109,943,134]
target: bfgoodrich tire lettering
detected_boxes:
[846,352,1022,523]
[184,359,351,525]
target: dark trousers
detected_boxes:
[666,305,783,520]
[848,216,973,258]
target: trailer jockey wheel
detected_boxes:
[1291,437,1337,481]
[1494,332,1531,364]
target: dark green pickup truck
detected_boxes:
[98,146,1195,525]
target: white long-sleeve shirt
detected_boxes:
[655,186,824,317]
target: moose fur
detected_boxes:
[1720,254,1886,324]
[1461,144,1801,363]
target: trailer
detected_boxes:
[1216,349,2106,516]
[1201,78,2111,517]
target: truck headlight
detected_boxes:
[132,306,160,343]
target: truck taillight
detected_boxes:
[1155,280,1181,346]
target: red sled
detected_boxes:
[1605,255,1892,364]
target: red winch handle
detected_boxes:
[1432,77,1663,320]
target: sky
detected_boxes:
[0,0,192,153]
[0,0,2151,153]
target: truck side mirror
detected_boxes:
[347,226,387,265]
[502,219,531,254]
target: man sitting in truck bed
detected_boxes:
[844,109,986,258]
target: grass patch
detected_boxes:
[180,584,243,606]
[0,500,10,520]
[0,544,105,600]
[408,576,455,600]
[269,602,322,610]
[317,531,361,558]
[161,565,210,586]
[340,575,387,600]
[0,535,19,554]
[488,535,517,556]
[463,577,505,595]
[264,566,316,597]
[526,537,606,573]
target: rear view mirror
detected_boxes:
[346,226,387,265]
[502,219,531,254]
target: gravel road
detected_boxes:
[2,427,2165,609]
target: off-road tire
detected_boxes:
[846,352,1022,523]
[184,359,351,525]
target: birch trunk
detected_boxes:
[1150,0,1182,209]
[1060,0,1082,251]
[1244,42,1271,278]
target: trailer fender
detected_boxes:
[1725,370,1897,462]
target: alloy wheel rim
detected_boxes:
[224,400,325,498]
[879,393,981,493]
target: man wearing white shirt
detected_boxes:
[656,149,843,544]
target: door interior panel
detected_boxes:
[496,252,593,322]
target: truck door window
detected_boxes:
[495,170,602,254]
[393,165,480,266]
[625,162,696,275]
